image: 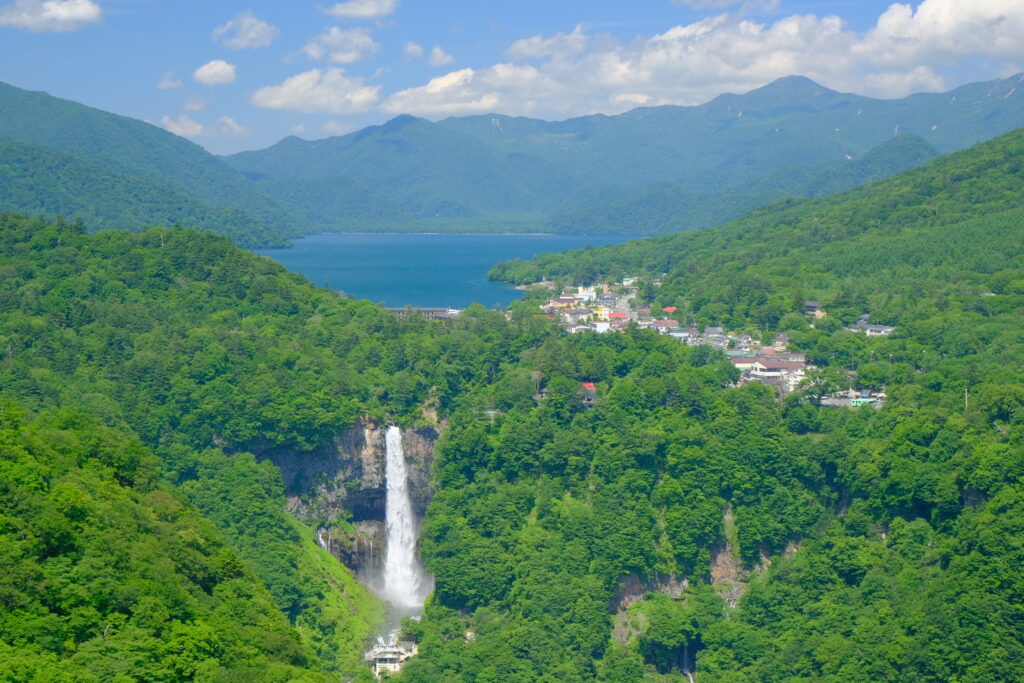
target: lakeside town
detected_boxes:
[532,277,896,404]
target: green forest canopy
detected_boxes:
[1,118,1023,680]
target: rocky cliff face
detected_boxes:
[255,419,439,576]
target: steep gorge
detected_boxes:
[254,419,439,580]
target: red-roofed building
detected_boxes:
[609,312,628,320]
[663,306,677,313]
[581,382,597,408]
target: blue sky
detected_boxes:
[1,0,1022,154]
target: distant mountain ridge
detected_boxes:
[1,74,1023,244]
[226,73,1024,236]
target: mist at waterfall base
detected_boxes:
[370,426,432,622]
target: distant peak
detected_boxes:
[381,114,426,133]
[758,75,832,94]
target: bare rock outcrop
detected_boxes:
[252,419,439,575]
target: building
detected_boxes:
[732,357,809,394]
[850,317,896,336]
[548,296,582,309]
[581,382,597,408]
[365,636,418,678]
[386,307,461,320]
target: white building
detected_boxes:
[365,637,418,678]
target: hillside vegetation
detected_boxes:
[395,126,1024,681]
[0,82,297,246]
[0,404,328,681]
[1,119,1023,680]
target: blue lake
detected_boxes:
[256,233,631,308]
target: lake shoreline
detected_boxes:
[256,233,630,308]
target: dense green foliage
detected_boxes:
[3,114,1024,679]
[0,213,550,677]
[0,140,283,248]
[491,125,1024,320]
[0,403,325,681]
[0,82,296,246]
[397,127,1024,680]
[227,74,1024,237]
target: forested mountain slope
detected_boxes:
[0,213,552,678]
[548,133,940,235]
[0,82,297,246]
[0,404,327,682]
[2,106,1024,680]
[491,124,1024,313]
[226,74,1024,236]
[393,124,1024,681]
[0,139,284,247]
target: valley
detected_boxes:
[1,29,1023,679]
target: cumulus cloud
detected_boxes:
[0,0,101,32]
[157,72,183,90]
[183,97,207,112]
[213,10,278,49]
[303,27,379,64]
[404,41,424,60]
[194,59,236,86]
[160,114,251,138]
[383,0,1024,117]
[383,68,514,115]
[250,68,380,114]
[160,114,204,138]
[324,0,397,19]
[855,1,1024,67]
[428,46,454,67]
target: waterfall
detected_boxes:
[381,426,431,614]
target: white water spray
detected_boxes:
[381,426,431,614]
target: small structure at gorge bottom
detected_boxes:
[365,634,418,678]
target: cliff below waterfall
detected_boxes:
[254,418,439,575]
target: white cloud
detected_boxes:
[324,0,397,19]
[194,59,236,86]
[507,24,588,59]
[383,1,1024,118]
[216,115,250,136]
[855,1,1024,68]
[160,113,251,138]
[383,68,509,115]
[404,41,424,60]
[157,72,182,90]
[303,27,378,64]
[290,123,307,135]
[250,68,380,114]
[428,46,454,67]
[0,0,101,32]
[183,97,206,112]
[161,114,204,138]
[323,120,356,135]
[213,10,278,50]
